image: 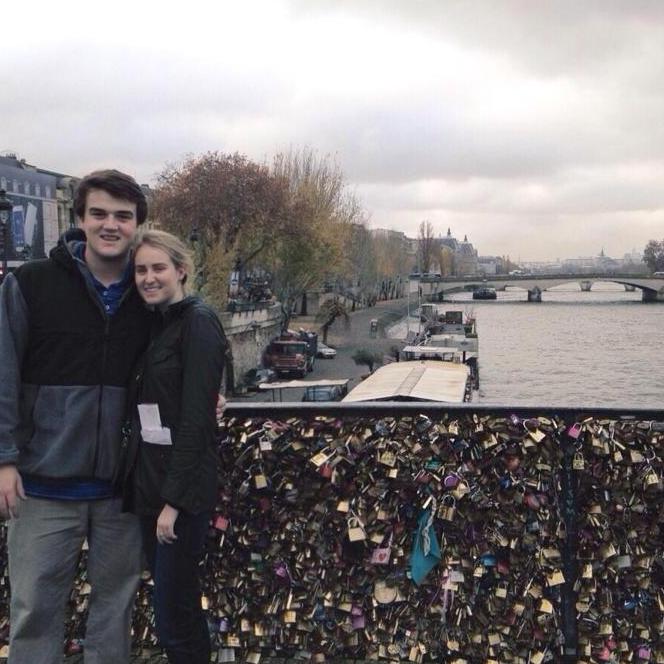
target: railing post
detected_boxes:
[559,416,579,662]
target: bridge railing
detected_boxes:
[1,402,663,663]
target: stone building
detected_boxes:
[439,228,479,276]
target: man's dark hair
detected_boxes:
[74,169,148,225]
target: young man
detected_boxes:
[0,170,153,664]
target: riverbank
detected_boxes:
[231,297,411,402]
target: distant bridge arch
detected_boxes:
[412,274,664,302]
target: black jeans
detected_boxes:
[141,511,211,664]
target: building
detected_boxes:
[0,154,78,270]
[477,255,499,276]
[439,228,479,276]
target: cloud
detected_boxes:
[2,0,663,260]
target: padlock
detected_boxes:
[378,449,397,467]
[494,582,508,599]
[573,451,585,470]
[567,422,582,439]
[347,516,366,542]
[546,569,565,586]
[438,495,456,521]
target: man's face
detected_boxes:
[78,189,138,263]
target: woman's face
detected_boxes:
[134,245,186,307]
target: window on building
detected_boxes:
[25,181,30,196]
[12,180,18,193]
[35,183,41,197]
[45,185,52,198]
[0,177,6,190]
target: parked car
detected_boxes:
[302,384,347,402]
[243,367,276,391]
[316,342,337,359]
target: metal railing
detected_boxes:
[1,402,662,663]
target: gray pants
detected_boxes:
[7,496,142,664]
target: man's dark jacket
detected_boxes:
[0,241,152,482]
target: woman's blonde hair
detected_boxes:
[132,229,195,293]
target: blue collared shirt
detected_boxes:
[73,242,134,315]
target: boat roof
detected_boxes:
[342,361,469,403]
[402,345,460,355]
[259,379,350,390]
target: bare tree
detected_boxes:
[417,221,436,273]
[315,297,351,343]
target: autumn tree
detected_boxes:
[373,232,411,279]
[643,240,664,272]
[152,152,289,309]
[437,245,455,276]
[417,220,437,273]
[267,148,365,326]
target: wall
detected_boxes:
[219,303,282,389]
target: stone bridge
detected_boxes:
[415,273,664,302]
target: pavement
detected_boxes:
[230,297,412,403]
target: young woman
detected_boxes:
[122,229,226,663]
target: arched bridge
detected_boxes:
[413,273,664,302]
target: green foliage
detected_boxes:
[643,239,664,272]
[352,348,383,373]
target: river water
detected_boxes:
[388,284,663,408]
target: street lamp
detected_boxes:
[0,190,13,283]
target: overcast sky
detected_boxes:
[3,0,664,261]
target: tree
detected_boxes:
[373,232,411,295]
[152,152,289,309]
[352,349,383,374]
[417,221,436,273]
[437,245,455,276]
[268,148,364,327]
[643,240,664,272]
[342,222,379,306]
[315,297,351,343]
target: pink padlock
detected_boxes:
[596,646,610,662]
[636,645,651,660]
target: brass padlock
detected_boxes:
[572,452,585,470]
[645,470,659,486]
[347,516,366,541]
[379,449,397,467]
[439,495,456,521]
[546,569,565,586]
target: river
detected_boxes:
[388,283,663,408]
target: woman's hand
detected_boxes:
[156,504,179,544]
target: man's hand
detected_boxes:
[0,465,26,519]
[216,393,227,424]
[156,504,179,545]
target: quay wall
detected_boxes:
[219,303,282,390]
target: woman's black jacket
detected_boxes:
[121,296,227,516]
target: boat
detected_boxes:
[342,361,472,403]
[411,308,480,390]
[473,286,497,300]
